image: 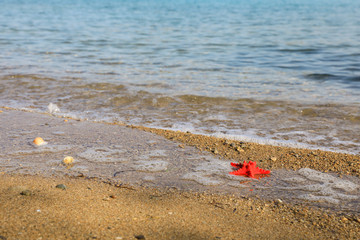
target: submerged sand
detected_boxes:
[0,107,359,239]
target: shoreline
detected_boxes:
[133,125,360,177]
[0,107,359,239]
[2,106,359,178]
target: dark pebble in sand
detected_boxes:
[0,235,7,240]
[20,190,32,196]
[134,234,145,239]
[56,184,67,190]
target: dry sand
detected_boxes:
[1,174,359,240]
[0,107,359,239]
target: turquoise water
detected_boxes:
[1,0,360,153]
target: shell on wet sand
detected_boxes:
[63,156,74,165]
[33,137,47,146]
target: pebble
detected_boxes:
[55,184,67,190]
[310,151,318,156]
[20,190,32,196]
[134,235,145,240]
[270,157,277,161]
[236,147,244,152]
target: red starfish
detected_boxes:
[229,161,271,178]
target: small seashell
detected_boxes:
[47,103,60,114]
[33,137,47,146]
[63,156,74,165]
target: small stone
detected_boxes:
[341,217,348,222]
[20,190,32,196]
[56,184,67,190]
[236,147,244,152]
[270,157,277,161]
[310,151,318,156]
[134,235,145,240]
[212,148,219,154]
[0,235,7,240]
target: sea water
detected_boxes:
[1,0,360,154]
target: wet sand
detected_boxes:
[0,107,359,239]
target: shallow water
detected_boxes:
[1,0,360,153]
[1,110,359,214]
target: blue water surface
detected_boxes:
[1,0,360,153]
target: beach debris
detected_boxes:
[56,184,67,190]
[63,156,74,165]
[47,103,60,114]
[229,161,271,178]
[33,137,47,146]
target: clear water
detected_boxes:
[1,0,360,153]
[1,110,359,214]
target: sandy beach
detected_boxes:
[0,107,359,239]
